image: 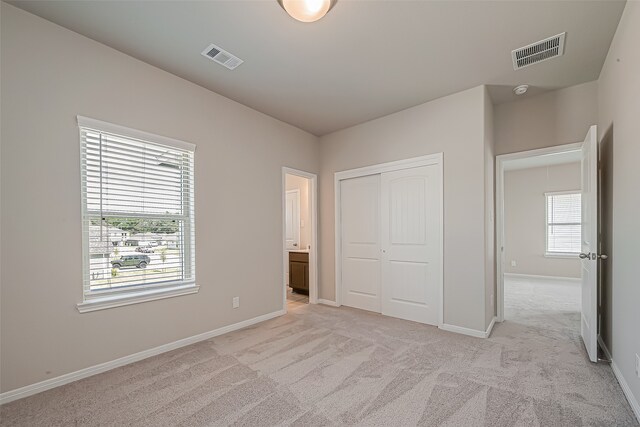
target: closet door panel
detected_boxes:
[381,165,440,325]
[340,174,381,312]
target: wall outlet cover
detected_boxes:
[232,297,240,309]
[511,260,517,267]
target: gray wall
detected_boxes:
[504,163,582,279]
[319,86,494,333]
[597,0,640,411]
[494,81,597,155]
[0,4,319,392]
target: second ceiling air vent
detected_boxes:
[512,32,566,70]
[201,43,243,70]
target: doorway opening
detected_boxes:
[282,168,317,312]
[497,143,582,324]
[495,136,604,361]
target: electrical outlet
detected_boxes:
[636,353,639,378]
[511,260,517,267]
[232,297,239,309]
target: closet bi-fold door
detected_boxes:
[381,165,440,325]
[340,174,382,313]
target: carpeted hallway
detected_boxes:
[1,278,637,426]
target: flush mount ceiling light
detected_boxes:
[277,0,337,23]
[513,84,529,95]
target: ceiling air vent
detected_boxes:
[512,32,566,70]
[201,43,243,70]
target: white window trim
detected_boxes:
[77,116,197,313]
[545,190,581,257]
[77,116,195,152]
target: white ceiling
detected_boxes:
[10,1,625,136]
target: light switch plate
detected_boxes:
[232,297,239,309]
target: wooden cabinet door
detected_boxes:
[289,261,309,292]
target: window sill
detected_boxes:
[544,252,579,259]
[77,284,199,313]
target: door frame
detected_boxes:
[495,142,582,322]
[334,153,444,327]
[282,167,318,310]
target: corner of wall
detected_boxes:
[483,87,497,329]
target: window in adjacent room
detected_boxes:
[545,191,581,255]
[78,116,196,312]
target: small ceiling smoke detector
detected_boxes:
[513,85,529,96]
[201,44,243,70]
[512,32,566,70]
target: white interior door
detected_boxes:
[580,125,598,362]
[340,174,381,312]
[285,190,300,250]
[381,166,441,325]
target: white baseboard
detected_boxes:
[597,336,639,423]
[485,316,497,338]
[440,323,485,338]
[0,309,286,405]
[611,360,640,423]
[440,317,496,339]
[504,273,580,284]
[317,298,339,307]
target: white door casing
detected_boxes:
[285,190,300,250]
[381,166,441,325]
[580,125,599,362]
[340,174,382,313]
[282,167,318,309]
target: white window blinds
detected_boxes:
[79,117,195,299]
[546,192,581,254]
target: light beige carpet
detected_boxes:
[1,278,637,426]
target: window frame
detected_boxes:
[76,116,197,313]
[544,190,581,258]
